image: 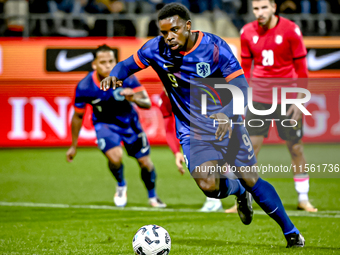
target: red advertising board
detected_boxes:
[0,37,340,147]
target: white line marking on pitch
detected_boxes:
[0,201,340,218]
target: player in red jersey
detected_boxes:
[240,0,317,212]
[158,90,225,212]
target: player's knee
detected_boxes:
[108,160,122,170]
[290,142,304,158]
[106,147,123,167]
[197,178,216,193]
[137,156,154,171]
[253,143,261,156]
[239,173,259,189]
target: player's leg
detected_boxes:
[250,135,264,158]
[181,137,252,224]
[222,167,238,213]
[276,105,317,212]
[125,131,166,208]
[224,136,263,214]
[225,102,268,213]
[236,168,304,247]
[232,125,304,247]
[245,102,272,159]
[95,123,127,207]
[182,137,247,200]
[192,160,253,224]
[105,146,127,207]
[136,155,166,208]
[201,164,238,212]
[286,139,317,212]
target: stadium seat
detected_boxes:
[214,16,239,37]
[136,15,151,38]
[4,0,28,34]
[191,14,214,34]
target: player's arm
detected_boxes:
[159,91,185,174]
[101,55,142,91]
[121,75,151,109]
[241,58,252,79]
[121,88,151,109]
[286,57,309,122]
[210,41,249,140]
[101,40,153,91]
[210,74,249,140]
[164,116,180,155]
[240,28,253,79]
[66,108,85,162]
[163,116,185,175]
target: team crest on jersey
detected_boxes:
[113,87,125,101]
[196,62,211,78]
[275,35,283,44]
[98,138,106,150]
[253,36,259,44]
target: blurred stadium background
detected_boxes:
[1,0,340,254]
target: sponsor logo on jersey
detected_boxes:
[163,63,174,68]
[196,62,211,78]
[141,145,150,154]
[113,87,125,101]
[98,138,106,150]
[46,48,118,72]
[91,98,101,104]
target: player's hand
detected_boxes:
[175,152,185,175]
[120,88,135,102]
[286,104,302,124]
[209,112,232,141]
[100,76,123,91]
[66,146,77,162]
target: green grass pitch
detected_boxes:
[1,144,340,254]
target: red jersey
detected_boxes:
[159,91,180,155]
[241,17,307,103]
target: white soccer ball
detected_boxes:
[132,225,171,255]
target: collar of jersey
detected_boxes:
[179,30,203,56]
[92,71,101,88]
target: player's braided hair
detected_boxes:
[93,44,113,59]
[158,3,191,22]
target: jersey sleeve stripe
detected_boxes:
[133,53,146,69]
[225,69,244,82]
[132,85,146,93]
[74,106,86,114]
